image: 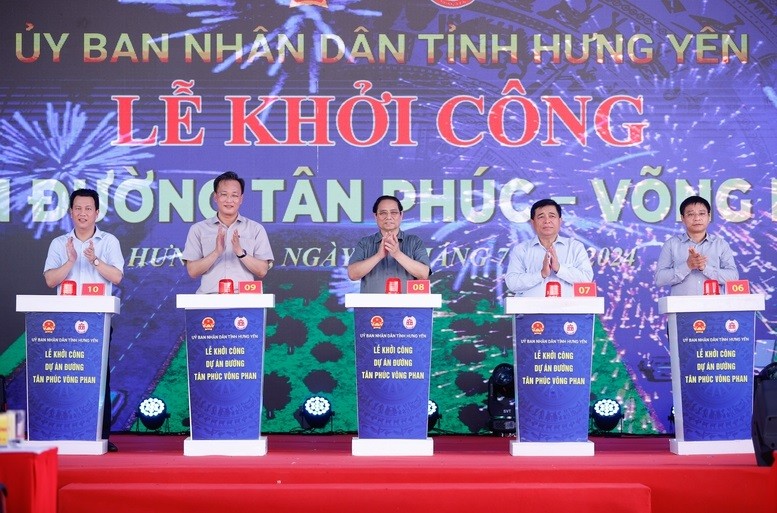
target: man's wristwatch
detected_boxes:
[237,250,247,259]
[93,258,100,267]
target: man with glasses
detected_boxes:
[505,198,593,297]
[183,171,274,294]
[655,195,738,295]
[347,195,431,293]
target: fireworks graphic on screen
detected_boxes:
[118,0,381,103]
[0,102,154,238]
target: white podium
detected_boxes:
[658,293,765,455]
[345,293,442,456]
[177,293,275,310]
[16,294,120,455]
[176,293,274,456]
[505,296,605,456]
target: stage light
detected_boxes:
[137,397,170,431]
[752,362,777,466]
[591,398,623,433]
[428,400,441,431]
[299,395,334,430]
[487,363,516,434]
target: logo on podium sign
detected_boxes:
[42,319,56,334]
[234,316,248,330]
[725,319,739,333]
[202,317,216,331]
[75,320,89,334]
[403,316,417,329]
[531,321,545,335]
[563,321,578,335]
[692,320,707,333]
[370,316,384,329]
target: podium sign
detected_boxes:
[345,293,442,456]
[658,294,765,455]
[16,295,120,455]
[176,294,274,456]
[505,296,604,456]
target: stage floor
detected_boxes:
[56,434,776,513]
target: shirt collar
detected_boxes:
[209,214,244,226]
[530,235,567,247]
[680,231,713,243]
[370,229,405,241]
[69,226,104,241]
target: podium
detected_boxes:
[16,295,120,455]
[176,293,274,456]
[505,296,605,456]
[658,293,765,455]
[345,293,442,456]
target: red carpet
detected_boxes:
[56,434,776,513]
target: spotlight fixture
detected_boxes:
[487,363,516,434]
[591,398,623,433]
[753,362,777,466]
[137,397,170,431]
[299,395,334,430]
[428,400,441,431]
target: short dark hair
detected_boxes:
[214,171,245,194]
[372,195,403,214]
[679,195,711,216]
[69,189,99,210]
[530,198,561,219]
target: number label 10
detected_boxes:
[238,281,263,294]
[81,283,106,296]
[407,280,430,294]
[573,282,597,297]
[725,280,750,295]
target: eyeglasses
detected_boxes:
[377,210,401,219]
[683,211,709,218]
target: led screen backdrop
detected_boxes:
[0,0,775,435]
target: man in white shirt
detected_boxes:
[43,188,124,451]
[505,198,593,297]
[655,195,738,295]
[182,171,274,293]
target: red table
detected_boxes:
[0,447,57,513]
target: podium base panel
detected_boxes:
[351,437,433,456]
[23,439,107,455]
[669,438,753,455]
[184,437,267,457]
[510,440,594,457]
